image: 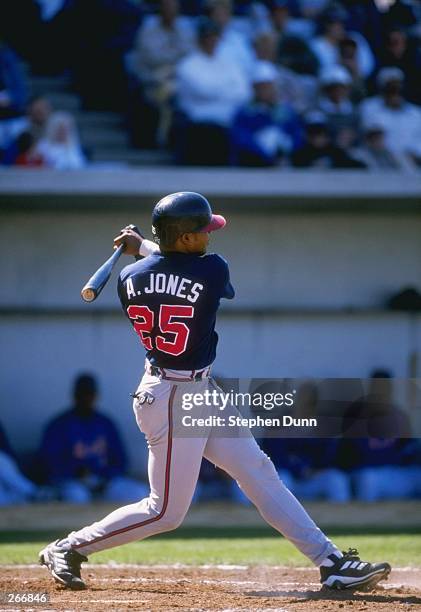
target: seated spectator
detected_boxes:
[36,111,86,170]
[379,27,421,104]
[14,131,46,167]
[360,67,421,167]
[353,121,411,170]
[0,420,39,505]
[24,96,53,142]
[270,0,319,75]
[340,371,420,501]
[310,5,375,79]
[253,31,316,112]
[0,40,27,155]
[2,96,52,165]
[129,0,196,147]
[40,374,148,504]
[174,18,250,165]
[281,382,351,503]
[338,36,367,102]
[291,110,366,168]
[206,0,255,78]
[231,60,302,166]
[318,65,360,149]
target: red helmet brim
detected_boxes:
[199,214,226,233]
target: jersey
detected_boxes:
[118,251,235,370]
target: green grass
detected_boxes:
[0,528,420,567]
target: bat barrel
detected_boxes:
[81,244,125,303]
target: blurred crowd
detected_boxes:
[0,370,420,506]
[1,0,421,168]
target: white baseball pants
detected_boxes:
[66,371,338,565]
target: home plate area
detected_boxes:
[0,565,420,611]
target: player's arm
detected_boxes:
[113,225,160,258]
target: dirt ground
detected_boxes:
[0,565,420,611]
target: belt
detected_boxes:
[146,363,211,382]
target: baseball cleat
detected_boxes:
[320,548,391,591]
[39,540,87,590]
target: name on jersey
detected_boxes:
[126,273,204,303]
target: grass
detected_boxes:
[0,527,420,567]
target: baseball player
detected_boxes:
[39,192,391,591]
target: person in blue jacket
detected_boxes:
[41,373,148,503]
[230,60,302,166]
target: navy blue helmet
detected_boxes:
[152,192,225,246]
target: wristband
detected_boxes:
[139,239,160,257]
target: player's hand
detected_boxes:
[113,225,144,256]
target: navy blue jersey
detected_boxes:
[118,251,235,369]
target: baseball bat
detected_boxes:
[81,244,125,302]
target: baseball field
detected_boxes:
[0,503,420,611]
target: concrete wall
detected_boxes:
[1,204,421,471]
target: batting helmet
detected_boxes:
[152,192,226,247]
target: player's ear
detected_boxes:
[180,232,194,245]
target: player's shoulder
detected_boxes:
[201,252,230,269]
[203,253,230,278]
[120,253,161,282]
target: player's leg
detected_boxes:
[39,378,208,588]
[203,382,390,589]
[204,429,336,564]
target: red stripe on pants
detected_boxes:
[73,384,177,550]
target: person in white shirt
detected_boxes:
[130,0,196,146]
[205,0,255,78]
[36,111,86,170]
[175,18,251,164]
[317,64,360,149]
[132,0,196,98]
[310,6,374,79]
[359,67,421,167]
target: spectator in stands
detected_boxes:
[206,0,255,78]
[230,60,302,166]
[353,121,411,170]
[130,0,196,147]
[253,31,316,112]
[2,96,52,166]
[291,110,366,168]
[0,420,40,505]
[36,111,86,169]
[24,96,52,142]
[360,67,421,167]
[338,36,367,102]
[174,18,250,165]
[0,40,27,155]
[379,27,421,104]
[340,371,421,501]
[318,65,360,150]
[310,5,375,79]
[14,131,46,167]
[270,0,319,75]
[281,382,351,503]
[40,373,148,503]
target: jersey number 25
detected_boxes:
[127,304,194,356]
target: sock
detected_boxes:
[320,549,343,567]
